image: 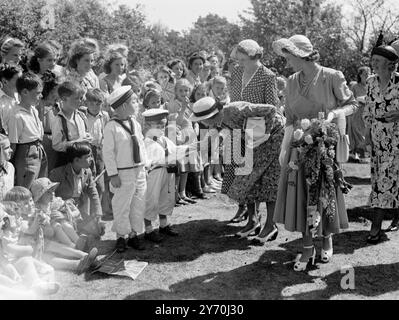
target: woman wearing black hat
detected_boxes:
[363,45,399,242]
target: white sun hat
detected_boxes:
[272,35,315,58]
[190,97,221,122]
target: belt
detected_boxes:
[117,163,144,171]
[17,139,42,146]
[44,131,52,135]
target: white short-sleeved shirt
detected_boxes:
[8,105,43,144]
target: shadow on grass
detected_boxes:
[288,262,399,299]
[276,229,371,256]
[123,250,317,300]
[122,227,398,300]
[347,206,395,222]
[88,219,251,265]
[123,250,399,300]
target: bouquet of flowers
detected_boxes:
[288,116,352,234]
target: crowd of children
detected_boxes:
[0,35,288,297]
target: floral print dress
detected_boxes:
[363,73,399,208]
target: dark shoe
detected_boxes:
[127,236,145,250]
[159,225,179,236]
[230,206,248,223]
[191,192,209,200]
[251,226,278,245]
[144,231,163,243]
[182,196,197,204]
[366,231,388,245]
[115,237,126,253]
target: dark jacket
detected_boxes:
[49,163,102,218]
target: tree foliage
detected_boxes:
[240,0,366,80]
[0,0,390,81]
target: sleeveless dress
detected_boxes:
[274,66,357,235]
[222,64,279,197]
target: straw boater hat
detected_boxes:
[272,35,315,58]
[190,97,221,122]
[106,85,134,109]
[30,178,60,202]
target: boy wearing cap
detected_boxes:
[103,85,147,252]
[142,108,191,241]
[8,72,48,189]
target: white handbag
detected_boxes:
[335,111,350,163]
[244,117,270,149]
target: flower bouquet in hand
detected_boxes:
[289,116,350,235]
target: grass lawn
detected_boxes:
[50,162,399,300]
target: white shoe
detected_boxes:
[321,235,333,263]
[294,246,316,272]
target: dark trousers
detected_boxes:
[14,141,48,189]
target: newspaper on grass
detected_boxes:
[91,250,148,280]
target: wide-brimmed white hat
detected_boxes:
[190,97,221,122]
[272,35,314,58]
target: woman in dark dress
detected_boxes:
[226,39,280,240]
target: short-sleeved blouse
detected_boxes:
[284,66,357,126]
[229,64,279,106]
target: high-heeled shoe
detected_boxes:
[321,235,333,263]
[182,196,197,204]
[235,222,261,238]
[294,246,316,272]
[230,205,248,223]
[251,225,278,245]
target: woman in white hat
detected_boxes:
[272,35,357,271]
[191,97,284,239]
[227,39,280,226]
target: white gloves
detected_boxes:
[279,125,293,166]
[326,109,347,135]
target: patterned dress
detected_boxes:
[363,73,399,209]
[221,102,284,203]
[222,64,279,198]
